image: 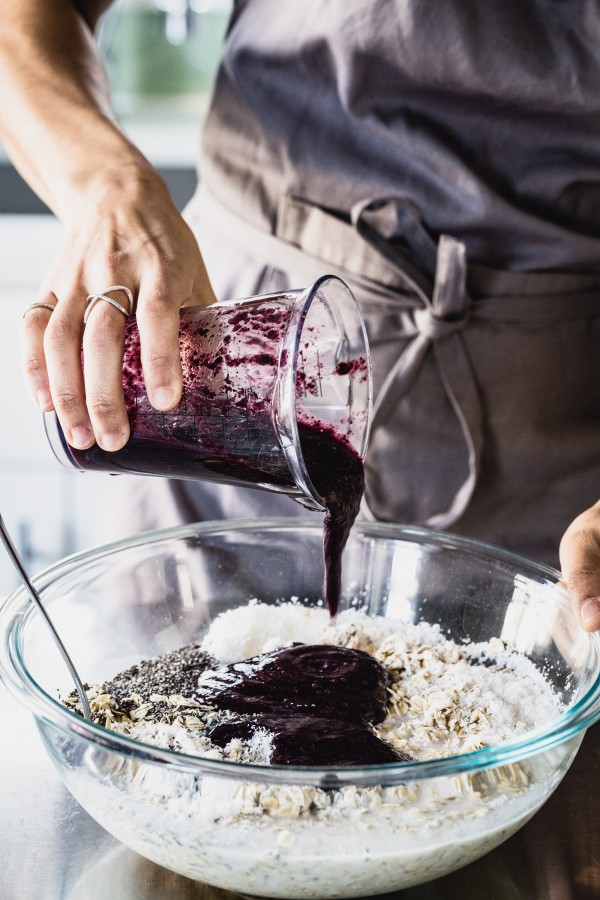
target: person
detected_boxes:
[1,0,599,630]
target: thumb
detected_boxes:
[559,502,600,632]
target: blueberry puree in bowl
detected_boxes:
[197,643,411,766]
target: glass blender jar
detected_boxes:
[44,275,372,512]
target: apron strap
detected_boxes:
[351,197,481,527]
[197,187,600,306]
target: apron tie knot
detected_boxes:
[412,231,471,338]
[413,303,469,341]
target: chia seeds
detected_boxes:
[66,643,216,725]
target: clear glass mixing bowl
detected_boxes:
[1,520,599,898]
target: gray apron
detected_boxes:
[131,0,600,567]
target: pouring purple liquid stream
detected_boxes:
[297,424,365,615]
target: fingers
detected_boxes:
[134,236,216,410]
[21,290,97,450]
[82,292,130,450]
[43,293,95,449]
[27,271,196,451]
[82,267,187,446]
[136,278,183,411]
[135,247,221,409]
[21,299,56,411]
[559,502,600,632]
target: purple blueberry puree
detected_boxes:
[197,643,411,766]
[297,424,365,616]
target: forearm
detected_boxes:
[0,0,160,222]
[4,0,214,453]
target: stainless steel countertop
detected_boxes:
[2,683,598,900]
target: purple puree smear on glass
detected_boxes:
[197,644,411,766]
[72,303,366,618]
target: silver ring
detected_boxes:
[22,302,56,319]
[84,285,135,325]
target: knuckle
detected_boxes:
[88,394,121,420]
[568,527,600,558]
[22,352,44,378]
[144,349,175,370]
[104,248,128,270]
[86,301,127,332]
[21,309,49,336]
[565,568,598,600]
[44,315,80,350]
[53,388,83,414]
[568,570,597,588]
[138,296,172,323]
[84,324,124,356]
[155,254,180,277]
[561,525,600,589]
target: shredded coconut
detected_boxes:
[67,603,563,767]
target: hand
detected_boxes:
[20,167,216,452]
[559,501,600,631]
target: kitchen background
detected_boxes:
[0,0,233,598]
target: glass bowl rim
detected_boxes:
[2,518,600,787]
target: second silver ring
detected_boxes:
[84,285,135,325]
